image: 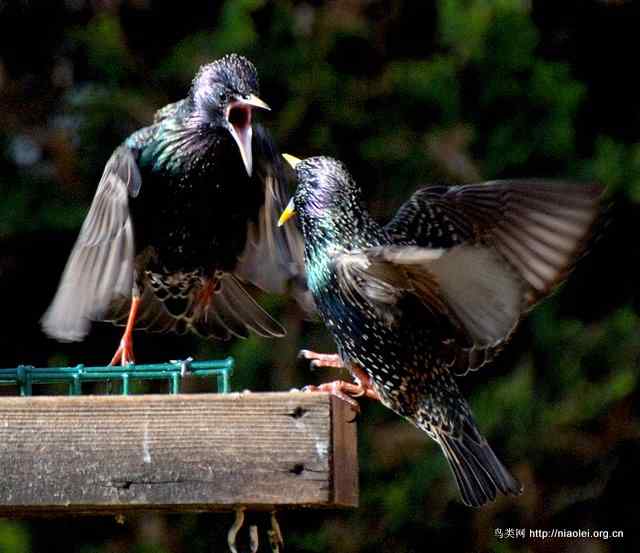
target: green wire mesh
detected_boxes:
[0,357,233,396]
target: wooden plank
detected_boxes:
[0,392,358,515]
[330,395,359,507]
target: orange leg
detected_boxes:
[300,351,380,411]
[298,349,345,369]
[350,364,379,401]
[109,296,140,366]
[303,380,380,412]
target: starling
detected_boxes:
[279,155,602,507]
[42,54,306,365]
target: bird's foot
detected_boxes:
[303,379,379,413]
[109,336,135,367]
[303,381,361,412]
[109,295,140,367]
[349,364,379,401]
[298,349,344,370]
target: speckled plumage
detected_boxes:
[42,54,306,344]
[289,156,602,506]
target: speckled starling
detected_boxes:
[42,54,306,365]
[279,155,602,507]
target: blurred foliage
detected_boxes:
[1,0,639,552]
[0,521,30,553]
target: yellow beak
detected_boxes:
[242,93,271,111]
[278,198,296,227]
[282,153,302,169]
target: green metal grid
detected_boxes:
[0,357,234,396]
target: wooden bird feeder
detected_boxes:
[0,362,358,516]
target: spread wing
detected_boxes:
[106,272,285,340]
[386,180,603,303]
[41,145,140,342]
[337,180,603,373]
[235,123,314,314]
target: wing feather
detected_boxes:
[106,273,285,340]
[381,179,603,372]
[41,146,139,342]
[234,124,314,314]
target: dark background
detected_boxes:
[1,1,639,552]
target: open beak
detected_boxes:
[226,94,271,177]
[278,198,296,227]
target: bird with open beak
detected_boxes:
[42,54,307,365]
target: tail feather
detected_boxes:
[105,273,285,340]
[436,426,522,507]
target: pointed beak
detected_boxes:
[279,154,301,226]
[282,153,302,169]
[278,198,296,227]
[226,95,270,177]
[242,94,271,111]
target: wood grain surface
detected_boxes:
[0,392,358,515]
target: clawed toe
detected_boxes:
[109,340,135,367]
[297,349,345,370]
[302,381,362,413]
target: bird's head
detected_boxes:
[190,54,270,176]
[278,155,365,240]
